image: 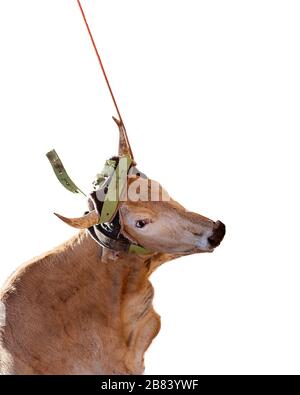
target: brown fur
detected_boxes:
[0,232,172,374]
[0,178,223,374]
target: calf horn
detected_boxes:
[54,210,99,229]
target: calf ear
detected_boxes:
[112,117,134,160]
[54,210,100,229]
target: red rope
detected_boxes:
[76,0,126,129]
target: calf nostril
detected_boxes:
[208,221,226,247]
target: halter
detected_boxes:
[46,2,151,255]
[47,150,151,255]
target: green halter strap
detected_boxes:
[46,150,151,255]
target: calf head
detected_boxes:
[118,178,225,254]
[53,117,225,257]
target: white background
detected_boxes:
[0,0,300,374]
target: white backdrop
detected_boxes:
[0,0,300,374]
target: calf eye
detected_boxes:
[136,219,148,228]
